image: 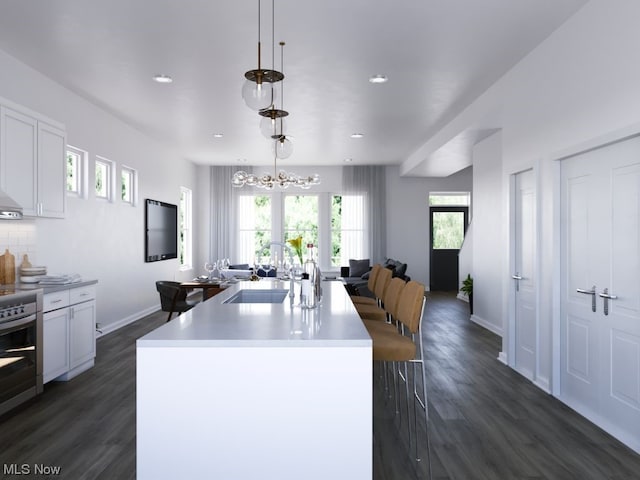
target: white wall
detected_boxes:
[471,132,505,335]
[424,0,640,387]
[0,49,199,333]
[386,165,473,287]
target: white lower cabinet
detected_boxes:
[68,299,96,371]
[42,284,97,383]
[43,308,70,383]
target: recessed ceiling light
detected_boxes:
[153,74,173,84]
[350,133,364,139]
[344,158,353,163]
[212,133,224,138]
[237,158,247,162]
[369,74,388,84]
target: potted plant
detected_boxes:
[461,274,473,315]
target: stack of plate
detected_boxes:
[20,266,47,283]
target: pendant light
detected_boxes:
[241,0,283,111]
[260,41,293,159]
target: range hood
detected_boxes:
[0,190,23,220]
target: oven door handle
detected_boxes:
[0,314,37,331]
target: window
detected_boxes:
[95,156,115,201]
[238,195,271,264]
[284,195,318,260]
[429,192,470,206]
[431,210,467,249]
[234,192,367,271]
[179,187,192,269]
[66,146,87,198]
[331,194,366,267]
[121,166,137,205]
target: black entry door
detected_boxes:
[430,207,468,291]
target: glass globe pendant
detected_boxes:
[274,136,293,159]
[241,0,283,111]
[242,78,275,111]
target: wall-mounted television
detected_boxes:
[145,199,178,262]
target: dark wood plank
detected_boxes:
[1,292,639,479]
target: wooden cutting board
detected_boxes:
[0,249,15,284]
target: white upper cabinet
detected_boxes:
[37,121,66,218]
[0,104,66,218]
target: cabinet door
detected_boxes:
[43,308,70,383]
[69,300,96,369]
[0,106,38,216]
[37,122,66,218]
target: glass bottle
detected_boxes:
[302,244,318,308]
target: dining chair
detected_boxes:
[156,281,199,322]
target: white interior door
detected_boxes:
[513,169,536,380]
[561,135,640,452]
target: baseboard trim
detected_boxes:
[533,377,551,394]
[497,351,508,365]
[558,394,640,455]
[97,304,160,338]
[470,314,503,337]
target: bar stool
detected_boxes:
[354,266,392,314]
[350,263,382,305]
[366,281,432,476]
[357,277,406,322]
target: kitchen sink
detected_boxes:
[222,289,289,304]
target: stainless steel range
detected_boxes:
[0,288,43,416]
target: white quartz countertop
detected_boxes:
[137,279,371,348]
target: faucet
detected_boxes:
[260,242,295,265]
[261,242,296,297]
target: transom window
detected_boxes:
[95,156,115,201]
[429,192,470,206]
[121,166,137,205]
[66,145,87,198]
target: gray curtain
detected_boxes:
[209,166,249,262]
[342,165,387,264]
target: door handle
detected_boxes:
[577,285,596,312]
[598,288,617,316]
[512,273,522,292]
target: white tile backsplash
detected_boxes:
[0,219,37,267]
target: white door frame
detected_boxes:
[506,166,545,389]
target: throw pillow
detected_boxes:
[392,263,407,278]
[349,258,370,277]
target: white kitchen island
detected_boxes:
[136,279,372,480]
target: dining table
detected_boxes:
[179,280,228,301]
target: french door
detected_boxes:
[560,135,640,451]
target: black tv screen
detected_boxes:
[145,199,178,262]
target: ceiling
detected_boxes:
[0,0,587,175]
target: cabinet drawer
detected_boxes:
[43,290,70,312]
[70,285,96,304]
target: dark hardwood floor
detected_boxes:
[1,292,639,479]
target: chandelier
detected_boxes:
[232,165,320,190]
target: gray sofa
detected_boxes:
[341,258,410,297]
